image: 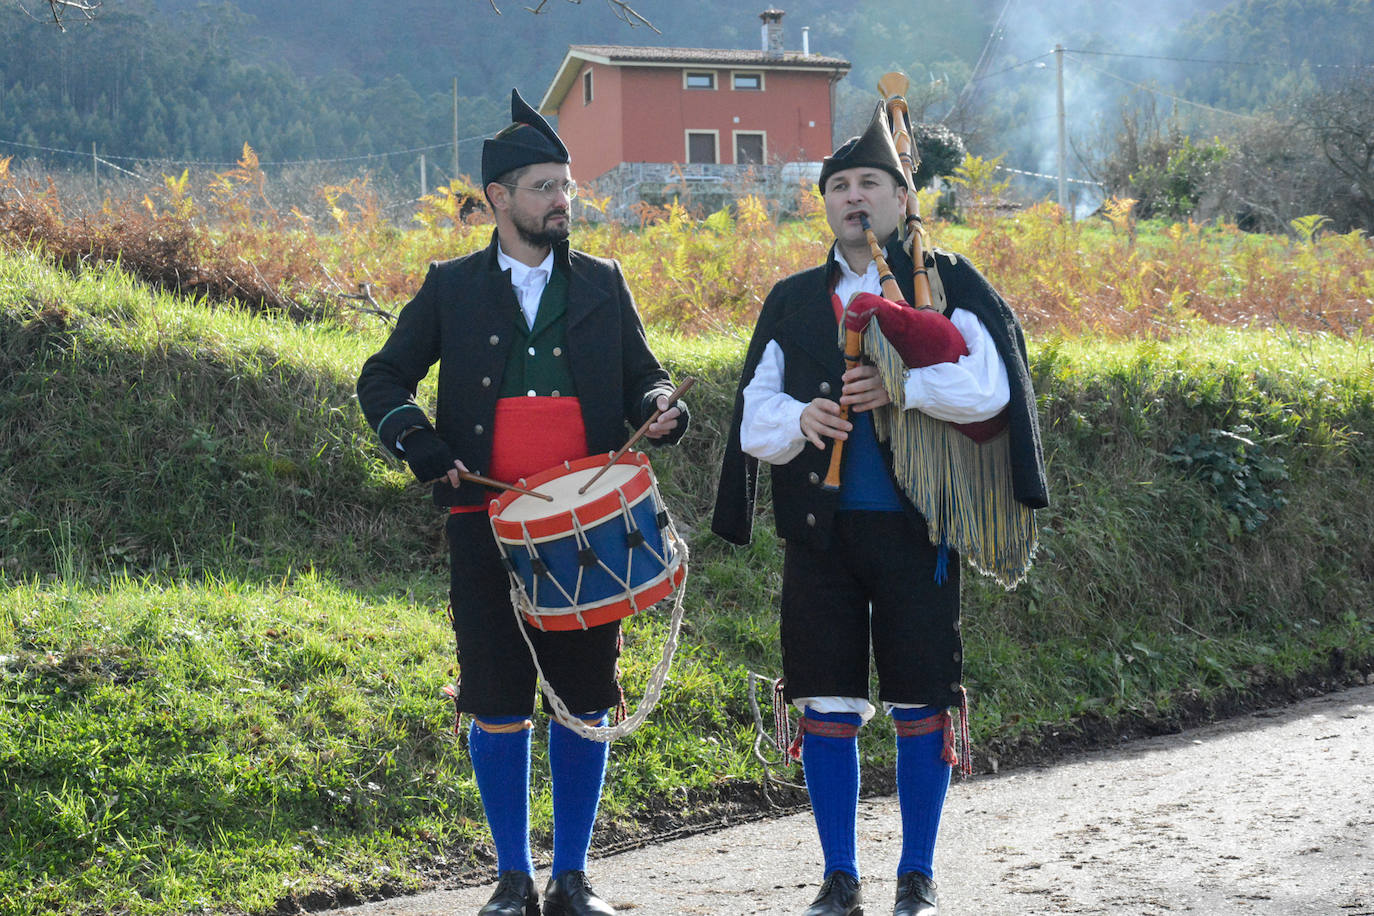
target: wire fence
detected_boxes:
[1,151,457,225]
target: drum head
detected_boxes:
[498,463,639,523]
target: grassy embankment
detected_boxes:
[2,213,1373,915]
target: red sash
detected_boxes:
[452,396,588,513]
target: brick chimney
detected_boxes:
[760,9,784,58]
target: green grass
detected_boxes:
[0,573,476,914]
[2,244,1373,914]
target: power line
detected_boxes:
[967,52,1056,85]
[945,0,1018,122]
[946,40,1369,128]
[1062,47,1374,71]
[0,134,495,169]
[966,0,1017,84]
[1071,57,1263,122]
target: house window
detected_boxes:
[582,69,593,105]
[686,131,719,164]
[684,71,716,90]
[732,71,764,91]
[734,131,766,165]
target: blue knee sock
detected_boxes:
[468,715,533,875]
[548,710,610,877]
[893,705,951,879]
[800,710,863,880]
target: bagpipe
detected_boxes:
[828,74,1038,589]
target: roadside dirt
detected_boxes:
[322,675,1374,916]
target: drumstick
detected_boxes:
[578,377,696,495]
[457,470,553,501]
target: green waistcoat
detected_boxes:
[499,268,577,398]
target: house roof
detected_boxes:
[539,44,851,113]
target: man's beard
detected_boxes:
[513,208,570,248]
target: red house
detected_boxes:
[538,10,849,216]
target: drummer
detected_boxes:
[356,88,689,916]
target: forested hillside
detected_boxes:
[2,0,1367,183]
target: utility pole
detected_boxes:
[452,76,460,181]
[420,153,427,198]
[1055,44,1067,216]
[92,141,98,189]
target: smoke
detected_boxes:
[950,0,1237,212]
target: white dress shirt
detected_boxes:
[740,254,1011,466]
[399,246,552,451]
[497,245,554,330]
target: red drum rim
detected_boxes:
[488,451,654,543]
[522,561,687,631]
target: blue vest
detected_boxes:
[838,411,903,512]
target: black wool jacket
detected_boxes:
[357,230,684,509]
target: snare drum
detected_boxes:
[488,452,686,631]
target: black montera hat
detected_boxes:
[481,89,571,187]
[818,101,908,194]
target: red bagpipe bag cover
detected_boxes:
[840,291,1007,443]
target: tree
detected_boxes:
[1133,136,1229,221]
[912,123,966,188]
[13,0,659,33]
[12,0,100,31]
[1297,76,1374,232]
[1210,111,1354,236]
[1179,0,1374,106]
[1082,98,1230,221]
[487,0,657,32]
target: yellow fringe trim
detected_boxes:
[836,271,1038,588]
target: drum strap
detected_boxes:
[508,508,690,744]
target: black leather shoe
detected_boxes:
[892,871,937,916]
[477,870,539,916]
[542,870,616,916]
[803,870,864,915]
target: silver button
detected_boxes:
[527,346,536,356]
[949,682,960,692]
[481,376,491,388]
[527,390,537,397]
[551,390,560,397]
[489,334,500,346]
[474,424,484,435]
[553,347,563,357]
[805,513,816,527]
[808,472,820,485]
[819,382,831,395]
[952,651,962,663]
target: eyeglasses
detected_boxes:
[500,178,579,201]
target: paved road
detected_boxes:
[334,684,1374,915]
